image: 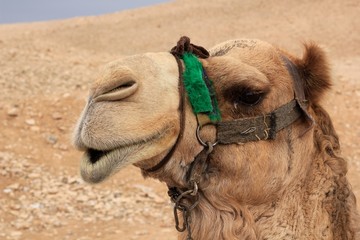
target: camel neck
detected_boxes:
[177,156,356,240]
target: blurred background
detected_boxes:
[0,0,359,239]
[0,0,169,24]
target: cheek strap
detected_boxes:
[217,99,303,144]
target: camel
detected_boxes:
[73,36,360,239]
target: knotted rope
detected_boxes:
[170,36,210,59]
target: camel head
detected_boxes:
[73,37,360,239]
[73,37,332,200]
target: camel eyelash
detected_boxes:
[237,88,265,106]
[224,85,268,108]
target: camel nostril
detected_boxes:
[107,81,135,93]
[94,80,138,102]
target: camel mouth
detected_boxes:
[80,125,175,183]
[80,144,141,184]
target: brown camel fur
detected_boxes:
[73,38,360,239]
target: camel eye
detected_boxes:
[224,84,268,108]
[237,89,263,106]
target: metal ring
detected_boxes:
[196,125,218,147]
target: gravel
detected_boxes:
[0,152,173,239]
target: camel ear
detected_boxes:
[294,43,332,104]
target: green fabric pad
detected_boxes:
[182,53,221,122]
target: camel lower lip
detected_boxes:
[80,146,134,183]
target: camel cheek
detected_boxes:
[209,141,289,204]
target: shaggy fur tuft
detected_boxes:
[294,43,332,104]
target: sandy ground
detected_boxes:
[0,0,359,239]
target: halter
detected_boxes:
[143,36,312,240]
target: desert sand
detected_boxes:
[0,0,359,239]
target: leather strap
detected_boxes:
[217,99,302,144]
[216,56,313,144]
[282,56,314,127]
[144,55,186,172]
[144,36,209,173]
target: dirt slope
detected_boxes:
[0,0,359,239]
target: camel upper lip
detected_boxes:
[83,124,174,165]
